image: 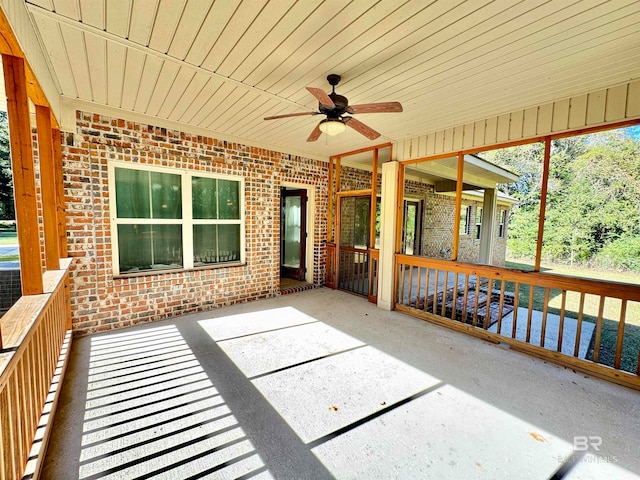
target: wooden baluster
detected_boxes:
[496,280,506,334]
[399,263,405,304]
[415,267,422,309]
[557,291,567,352]
[407,264,414,308]
[432,270,439,314]
[512,283,520,339]
[441,271,449,317]
[540,288,550,347]
[484,278,493,329]
[424,268,431,313]
[574,293,585,357]
[451,272,459,321]
[526,285,535,343]
[614,300,627,370]
[472,276,481,327]
[461,274,470,323]
[592,296,606,363]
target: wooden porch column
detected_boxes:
[534,138,552,272]
[2,54,43,295]
[36,105,59,270]
[378,160,400,311]
[451,153,464,261]
[478,188,498,265]
[52,127,67,257]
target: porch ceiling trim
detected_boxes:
[397,80,640,162]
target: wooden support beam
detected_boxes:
[534,138,551,272]
[3,54,43,295]
[36,105,60,270]
[370,148,378,249]
[327,157,333,243]
[395,163,404,253]
[52,127,67,257]
[451,153,464,261]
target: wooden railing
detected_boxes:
[326,244,379,303]
[338,246,370,297]
[0,258,73,480]
[395,255,640,390]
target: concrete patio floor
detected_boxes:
[42,288,640,479]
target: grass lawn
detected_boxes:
[0,254,19,262]
[503,260,640,374]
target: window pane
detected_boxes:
[354,197,370,248]
[118,224,152,272]
[218,224,241,262]
[115,168,150,218]
[283,196,301,268]
[152,224,183,267]
[193,224,241,265]
[218,179,240,219]
[193,224,218,265]
[192,177,217,219]
[151,172,182,219]
[459,206,469,235]
[118,224,182,273]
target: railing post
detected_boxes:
[2,54,43,295]
[378,161,400,310]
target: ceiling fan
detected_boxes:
[263,74,403,142]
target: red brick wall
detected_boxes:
[63,111,328,334]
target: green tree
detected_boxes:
[484,129,640,270]
[0,111,14,220]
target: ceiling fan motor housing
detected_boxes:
[319,93,349,117]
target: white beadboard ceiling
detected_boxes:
[22,0,640,159]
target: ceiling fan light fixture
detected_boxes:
[319,119,346,136]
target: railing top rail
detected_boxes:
[395,254,640,302]
[0,259,72,385]
[338,246,370,253]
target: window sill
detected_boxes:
[113,261,246,279]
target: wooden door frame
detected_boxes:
[279,182,315,284]
[280,188,307,281]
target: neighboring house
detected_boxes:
[340,154,518,268]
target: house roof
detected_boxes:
[11,1,640,160]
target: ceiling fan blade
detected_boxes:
[344,117,381,140]
[347,102,403,114]
[306,87,335,108]
[264,111,318,120]
[307,123,322,142]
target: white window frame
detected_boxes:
[498,209,507,238]
[108,160,245,276]
[459,205,471,235]
[475,207,483,240]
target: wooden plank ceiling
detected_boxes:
[23,0,640,158]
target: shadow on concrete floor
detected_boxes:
[42,288,640,479]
